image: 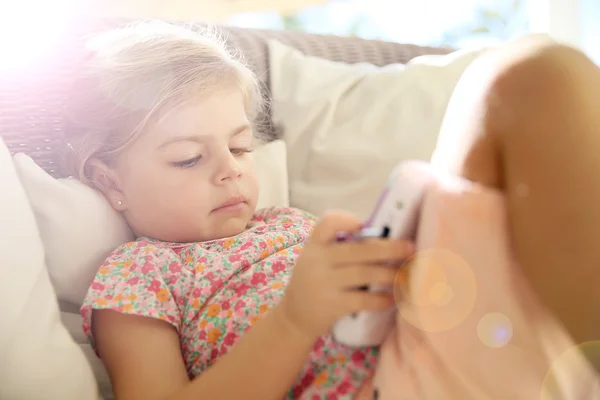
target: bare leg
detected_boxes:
[433,36,600,369]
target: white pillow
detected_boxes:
[0,137,98,399]
[12,139,289,308]
[269,39,486,219]
[13,153,136,307]
[253,139,290,209]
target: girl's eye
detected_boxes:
[172,156,201,168]
[230,147,253,156]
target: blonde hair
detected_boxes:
[64,20,263,184]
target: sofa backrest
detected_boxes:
[0,18,451,178]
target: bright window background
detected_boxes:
[228,0,599,63]
[228,0,531,48]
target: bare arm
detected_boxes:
[93,305,314,400]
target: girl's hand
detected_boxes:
[278,211,415,342]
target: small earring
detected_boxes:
[116,200,123,206]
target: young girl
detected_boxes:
[66,21,414,400]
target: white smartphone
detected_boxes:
[331,160,436,348]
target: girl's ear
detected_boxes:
[87,158,128,212]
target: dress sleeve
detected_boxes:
[80,241,182,354]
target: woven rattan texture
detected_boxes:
[0,18,451,178]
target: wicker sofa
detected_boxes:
[0,18,451,178]
[1,17,463,399]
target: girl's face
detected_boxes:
[97,87,259,243]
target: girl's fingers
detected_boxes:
[309,211,362,245]
[342,291,397,313]
[328,239,415,265]
[334,264,401,289]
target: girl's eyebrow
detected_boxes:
[157,124,251,150]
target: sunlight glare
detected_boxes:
[0,0,72,74]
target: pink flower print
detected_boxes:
[141,262,154,274]
[188,353,199,366]
[211,348,219,360]
[91,282,105,291]
[198,256,208,263]
[210,278,223,292]
[235,284,250,296]
[234,299,246,311]
[293,246,302,255]
[338,381,352,395]
[169,275,178,285]
[192,288,202,298]
[351,351,366,364]
[126,277,140,285]
[245,299,257,310]
[172,247,183,257]
[314,337,324,352]
[282,223,292,230]
[105,294,113,300]
[256,214,266,221]
[168,262,181,274]
[271,261,286,274]
[228,253,242,262]
[205,272,215,281]
[241,241,253,251]
[147,279,162,293]
[300,371,315,389]
[292,386,304,398]
[259,241,267,249]
[251,272,267,286]
[199,330,206,340]
[223,332,238,346]
[222,300,231,310]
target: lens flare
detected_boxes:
[394,248,477,333]
[541,341,600,399]
[0,0,73,75]
[477,312,513,348]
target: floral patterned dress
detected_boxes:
[81,207,378,399]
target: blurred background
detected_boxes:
[0,0,597,63]
[228,0,531,49]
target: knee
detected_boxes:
[482,38,598,133]
[431,38,597,185]
[493,39,592,91]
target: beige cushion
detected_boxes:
[269,39,485,219]
[13,154,135,307]
[0,137,98,399]
[253,139,290,210]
